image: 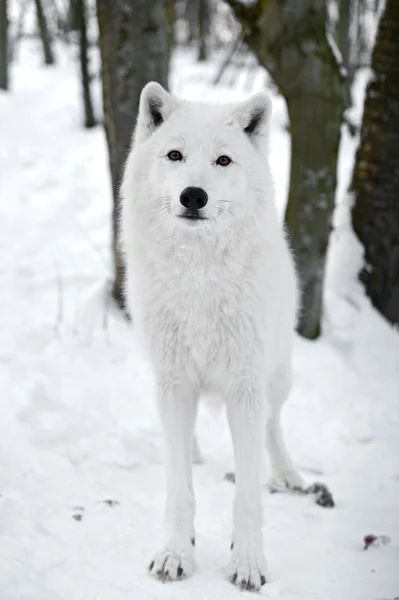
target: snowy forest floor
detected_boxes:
[1,41,399,600]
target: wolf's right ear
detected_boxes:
[233,91,272,140]
[135,82,179,143]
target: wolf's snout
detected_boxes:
[180,187,208,210]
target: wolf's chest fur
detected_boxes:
[134,243,264,376]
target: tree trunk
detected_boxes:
[164,0,175,61]
[96,0,169,311]
[337,0,352,106]
[198,0,209,61]
[34,0,55,65]
[76,0,96,128]
[184,0,197,44]
[351,0,399,325]
[225,0,344,339]
[285,91,342,339]
[69,0,79,32]
[0,0,8,90]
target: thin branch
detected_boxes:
[213,32,242,85]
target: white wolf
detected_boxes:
[121,82,305,591]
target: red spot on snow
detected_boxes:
[364,534,377,549]
[363,534,390,550]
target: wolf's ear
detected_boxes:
[233,91,271,140]
[135,82,178,143]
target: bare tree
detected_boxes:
[68,0,79,32]
[351,0,399,325]
[0,0,8,90]
[165,0,175,60]
[198,0,210,61]
[184,0,198,43]
[34,0,55,65]
[97,0,169,310]
[76,0,96,128]
[226,0,345,339]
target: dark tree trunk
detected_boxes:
[184,0,197,44]
[96,0,169,311]
[351,0,399,325]
[285,91,342,339]
[69,0,79,32]
[337,0,352,106]
[225,0,344,339]
[338,0,351,72]
[76,0,96,128]
[0,0,8,90]
[164,0,175,61]
[34,0,55,65]
[198,0,209,61]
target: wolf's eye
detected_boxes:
[216,155,231,167]
[167,150,183,161]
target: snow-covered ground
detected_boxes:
[1,41,398,600]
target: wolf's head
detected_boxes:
[122,82,273,238]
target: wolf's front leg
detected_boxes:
[149,380,197,582]
[225,384,267,591]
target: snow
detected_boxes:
[1,40,399,600]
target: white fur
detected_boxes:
[121,82,303,591]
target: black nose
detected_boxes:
[180,187,208,210]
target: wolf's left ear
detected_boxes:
[233,91,272,141]
[135,82,179,143]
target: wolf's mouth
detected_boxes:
[179,210,207,221]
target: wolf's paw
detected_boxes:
[268,468,305,491]
[225,550,267,592]
[149,543,195,582]
[268,476,335,508]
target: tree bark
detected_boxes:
[34,0,55,65]
[337,0,352,105]
[96,0,169,311]
[198,0,209,61]
[68,0,79,32]
[225,0,344,339]
[76,0,96,128]
[0,0,8,90]
[351,0,399,325]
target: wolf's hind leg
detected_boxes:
[266,362,305,489]
[266,362,334,507]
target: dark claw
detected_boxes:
[231,573,237,585]
[191,537,195,546]
[240,580,248,591]
[177,565,183,578]
[149,561,154,572]
[230,541,234,550]
[260,575,266,586]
